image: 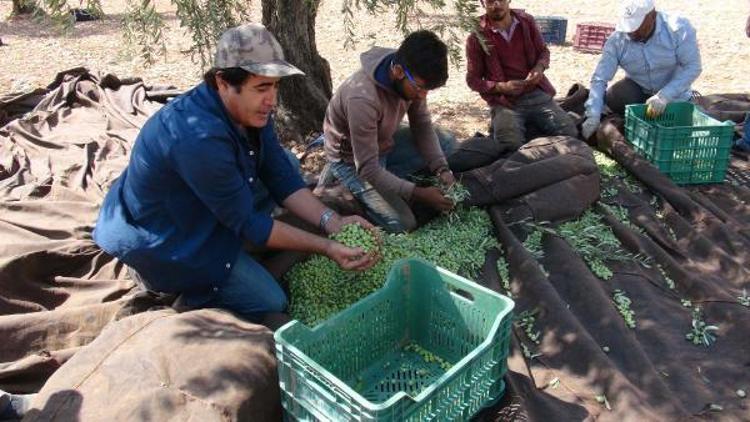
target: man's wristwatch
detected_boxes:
[319,208,336,232]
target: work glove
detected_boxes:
[581,117,600,140]
[646,94,668,118]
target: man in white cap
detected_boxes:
[581,0,702,139]
[93,24,375,323]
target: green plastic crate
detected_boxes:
[624,102,735,185]
[274,258,515,421]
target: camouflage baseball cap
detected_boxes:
[214,23,304,77]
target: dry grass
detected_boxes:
[1,0,749,142]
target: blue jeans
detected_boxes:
[325,126,456,233]
[180,252,288,322]
[330,158,416,233]
[386,126,456,178]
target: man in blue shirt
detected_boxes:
[581,0,702,139]
[93,24,374,322]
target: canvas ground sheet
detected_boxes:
[477,130,750,421]
[0,68,167,394]
[1,70,749,421]
[473,93,750,421]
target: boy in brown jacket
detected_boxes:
[320,31,456,233]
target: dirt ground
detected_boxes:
[1,0,749,140]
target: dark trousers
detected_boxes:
[605,77,653,116]
[489,89,578,154]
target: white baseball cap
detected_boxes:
[616,0,655,32]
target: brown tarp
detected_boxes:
[24,309,281,421]
[0,68,172,395]
[698,94,750,124]
[2,70,749,421]
[456,135,600,223]
[475,112,750,420]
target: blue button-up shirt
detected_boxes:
[585,12,702,118]
[93,82,305,294]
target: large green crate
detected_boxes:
[274,258,515,421]
[624,102,735,185]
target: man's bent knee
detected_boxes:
[265,292,288,314]
[491,111,525,149]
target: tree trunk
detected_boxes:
[261,0,332,142]
[12,0,36,15]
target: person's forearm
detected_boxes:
[585,39,620,118]
[356,155,415,200]
[535,47,550,69]
[264,219,332,255]
[658,69,700,102]
[282,188,331,230]
[465,37,499,94]
[658,24,702,101]
[408,105,449,173]
[585,80,607,119]
[659,54,701,101]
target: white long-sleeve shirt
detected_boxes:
[585,11,702,118]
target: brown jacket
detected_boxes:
[323,47,448,200]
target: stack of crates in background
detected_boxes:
[274,258,515,421]
[534,16,568,45]
[624,102,735,185]
[574,22,615,53]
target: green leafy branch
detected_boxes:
[612,289,636,329]
[738,289,750,307]
[123,0,166,65]
[685,307,719,347]
[22,0,104,31]
[172,0,250,69]
[515,309,542,345]
[496,253,510,293]
[558,210,648,280]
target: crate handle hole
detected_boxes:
[448,286,475,303]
